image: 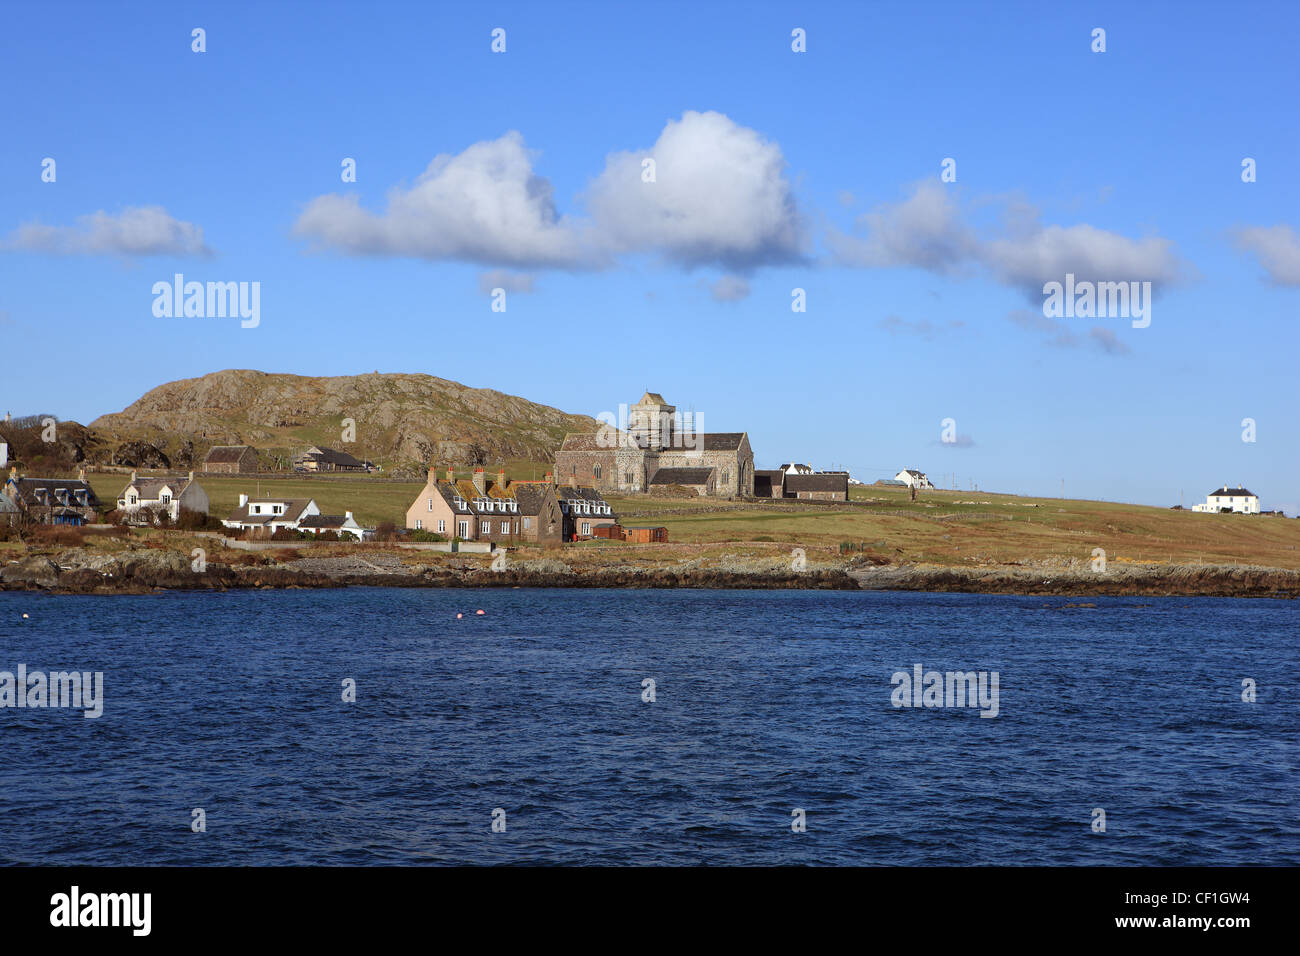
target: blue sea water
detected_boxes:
[0,588,1296,865]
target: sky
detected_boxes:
[1,1,1296,511]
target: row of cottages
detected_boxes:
[1192,485,1260,514]
[117,471,209,520]
[404,467,617,543]
[203,444,258,474]
[895,469,934,489]
[2,467,100,525]
[752,469,850,501]
[554,392,755,498]
[294,445,370,473]
[221,494,367,540]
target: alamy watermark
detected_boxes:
[890,664,999,718]
[1043,273,1150,329]
[152,273,260,328]
[1,664,103,718]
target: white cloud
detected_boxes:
[294,131,583,268]
[982,222,1182,297]
[830,182,1186,298]
[1232,224,1300,286]
[584,110,807,270]
[3,206,210,256]
[828,181,975,273]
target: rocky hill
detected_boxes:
[87,370,598,471]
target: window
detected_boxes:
[501,521,509,534]
[427,498,433,511]
[721,471,729,484]
[458,520,469,538]
[581,522,590,535]
[625,471,633,484]
[594,464,602,479]
[437,519,445,533]
[128,494,137,504]
[415,519,423,530]
[523,517,531,530]
[481,521,491,534]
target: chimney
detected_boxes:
[568,475,578,488]
[445,467,454,483]
[544,471,553,485]
[497,468,506,489]
[77,466,86,483]
[239,493,248,508]
[130,470,137,483]
[345,510,353,520]
[427,466,436,484]
[472,467,486,495]
[188,470,194,481]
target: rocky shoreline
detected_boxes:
[2,548,1298,598]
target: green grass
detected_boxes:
[77,473,1300,569]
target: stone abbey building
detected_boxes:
[554,392,754,497]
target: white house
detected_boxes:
[298,511,368,541]
[895,469,934,489]
[778,462,814,476]
[117,471,209,522]
[222,494,321,535]
[1192,485,1259,514]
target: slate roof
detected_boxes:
[1209,487,1256,497]
[298,446,365,468]
[649,467,714,485]
[299,514,353,529]
[786,473,849,494]
[204,445,253,464]
[7,478,98,508]
[560,431,745,452]
[556,486,608,504]
[120,475,196,500]
[225,498,315,525]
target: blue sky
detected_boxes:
[2,1,1296,510]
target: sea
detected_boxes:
[1,588,1296,865]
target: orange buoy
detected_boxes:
[475,609,486,615]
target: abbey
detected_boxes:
[554,392,754,498]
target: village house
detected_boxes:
[785,472,850,501]
[0,489,18,527]
[555,391,755,498]
[298,512,368,541]
[556,484,618,539]
[778,462,813,476]
[117,471,210,522]
[1192,485,1260,514]
[202,444,258,474]
[222,494,321,536]
[895,469,934,489]
[294,446,369,473]
[405,467,563,545]
[3,466,100,525]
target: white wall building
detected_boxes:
[117,471,209,521]
[222,494,321,534]
[895,469,934,489]
[1192,485,1259,514]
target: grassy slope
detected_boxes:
[607,485,1300,570]
[83,473,1300,569]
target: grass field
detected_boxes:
[81,472,1300,570]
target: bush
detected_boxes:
[24,524,86,547]
[407,528,447,542]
